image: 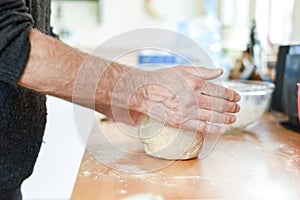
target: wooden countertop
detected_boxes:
[71,112,300,199]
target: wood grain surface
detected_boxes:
[71,112,300,199]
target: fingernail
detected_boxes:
[236,104,241,112]
[217,68,223,75]
[236,93,241,101]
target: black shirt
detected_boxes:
[0,0,51,199]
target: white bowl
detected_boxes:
[223,80,275,133]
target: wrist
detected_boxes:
[95,61,133,106]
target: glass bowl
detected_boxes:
[222,80,275,133]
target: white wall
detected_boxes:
[51,0,175,51]
[22,97,94,200]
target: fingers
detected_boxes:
[144,111,228,134]
[182,109,237,124]
[198,81,241,102]
[167,106,236,125]
[197,94,240,113]
[173,66,241,102]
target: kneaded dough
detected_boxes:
[138,117,204,160]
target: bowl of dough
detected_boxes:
[222,80,275,133]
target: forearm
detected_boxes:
[18,29,82,100]
[18,29,131,113]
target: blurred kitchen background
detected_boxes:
[22,0,300,199]
[50,0,300,80]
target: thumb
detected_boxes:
[198,68,223,80]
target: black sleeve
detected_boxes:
[0,0,33,84]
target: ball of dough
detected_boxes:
[138,117,204,160]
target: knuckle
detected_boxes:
[203,96,213,109]
[225,89,234,101]
[230,102,239,113]
[225,114,232,124]
[189,79,198,90]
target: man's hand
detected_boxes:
[104,65,240,134]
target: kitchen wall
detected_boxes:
[51,0,177,51]
[50,0,300,51]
